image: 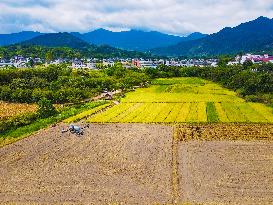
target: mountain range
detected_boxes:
[152,16,273,57]
[0,30,206,51]
[72,29,206,51]
[0,31,42,46]
[1,16,273,57]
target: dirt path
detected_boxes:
[0,123,273,204]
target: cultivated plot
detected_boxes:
[0,101,37,120]
[88,77,273,123]
[175,124,273,204]
[178,141,273,204]
[1,124,272,205]
[0,124,173,205]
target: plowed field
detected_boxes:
[1,124,273,205]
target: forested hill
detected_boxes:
[21,33,90,49]
[0,29,207,51]
[0,32,153,59]
[72,29,207,51]
[0,44,152,59]
[0,31,42,46]
[152,16,273,57]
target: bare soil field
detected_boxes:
[0,124,173,205]
[178,141,273,205]
[0,123,273,205]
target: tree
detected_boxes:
[218,56,232,67]
[243,60,253,68]
[37,98,57,118]
[27,59,35,67]
[45,51,53,63]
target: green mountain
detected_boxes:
[152,16,273,57]
[0,30,207,52]
[0,32,153,59]
[0,31,42,46]
[21,32,90,49]
[72,29,207,51]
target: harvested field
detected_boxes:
[0,101,37,120]
[0,123,273,205]
[0,124,173,205]
[177,124,273,141]
[177,141,273,205]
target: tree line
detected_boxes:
[1,62,272,105]
[0,64,149,104]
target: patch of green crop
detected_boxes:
[206,102,219,123]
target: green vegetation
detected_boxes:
[37,98,57,118]
[0,112,37,134]
[206,102,219,122]
[88,77,273,123]
[0,101,107,147]
[145,63,273,105]
[0,44,151,60]
[0,63,149,103]
[64,103,111,123]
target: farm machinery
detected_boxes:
[61,124,89,136]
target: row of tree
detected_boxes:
[1,62,272,105]
[0,64,149,103]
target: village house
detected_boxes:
[240,54,273,64]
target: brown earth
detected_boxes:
[0,124,173,205]
[178,141,273,205]
[0,123,273,205]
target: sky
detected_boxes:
[1,0,273,35]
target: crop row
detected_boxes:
[122,77,245,103]
[122,91,244,103]
[88,101,273,123]
[64,103,110,123]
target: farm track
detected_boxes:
[0,123,273,204]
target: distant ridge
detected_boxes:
[152,16,273,57]
[73,29,207,51]
[4,32,153,59]
[0,31,42,46]
[0,30,207,51]
[21,33,90,49]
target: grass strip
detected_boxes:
[206,102,219,123]
[0,101,106,147]
[63,103,111,123]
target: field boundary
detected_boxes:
[172,126,180,204]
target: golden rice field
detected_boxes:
[0,101,37,120]
[87,77,273,123]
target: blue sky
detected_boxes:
[1,0,273,35]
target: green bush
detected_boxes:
[37,98,57,118]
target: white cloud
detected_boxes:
[0,0,273,35]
